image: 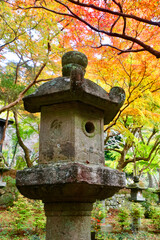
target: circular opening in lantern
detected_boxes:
[85,122,95,134]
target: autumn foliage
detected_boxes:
[0,0,159,172]
[8,0,160,58]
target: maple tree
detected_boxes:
[0,1,74,114]
[105,117,160,173]
[6,0,160,58]
[0,1,159,171]
[0,1,67,166]
[102,51,160,173]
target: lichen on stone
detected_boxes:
[62,51,88,77]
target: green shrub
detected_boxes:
[9,195,46,233]
[31,201,46,232]
[150,206,160,230]
[141,189,157,218]
[91,201,107,231]
[141,200,153,218]
[0,176,18,207]
[130,203,145,220]
[130,203,145,232]
[143,188,157,203]
[9,195,33,231]
[117,207,130,230]
[98,231,160,240]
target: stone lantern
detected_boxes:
[16,51,126,240]
[0,118,13,191]
[0,164,10,193]
[127,176,147,233]
[127,176,146,202]
[0,118,13,153]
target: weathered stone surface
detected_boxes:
[16,163,126,202]
[109,86,126,103]
[62,51,88,77]
[45,202,92,240]
[62,51,88,68]
[23,77,125,124]
[39,102,104,165]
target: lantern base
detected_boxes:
[44,202,93,240]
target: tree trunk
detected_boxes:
[147,172,155,188]
[13,111,32,168]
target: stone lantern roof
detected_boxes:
[23,51,125,125]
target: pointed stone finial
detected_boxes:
[62,51,88,77]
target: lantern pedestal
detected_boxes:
[17,162,126,240]
[45,202,92,240]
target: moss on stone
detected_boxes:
[62,51,88,68]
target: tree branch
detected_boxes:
[66,0,160,27]
[137,127,145,145]
[13,110,32,168]
[139,147,160,175]
[124,138,160,165]
[105,147,122,154]
[13,1,160,58]
[0,36,19,51]
[147,128,158,145]
[0,60,47,114]
[112,0,126,34]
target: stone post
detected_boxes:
[45,203,92,240]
